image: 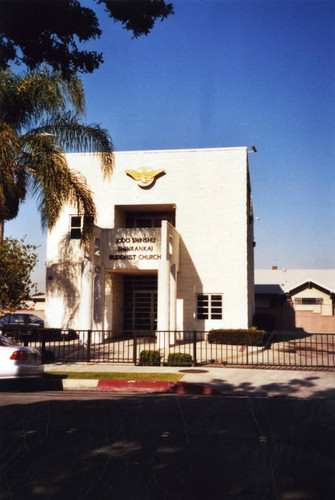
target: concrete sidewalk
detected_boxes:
[43,363,335,398]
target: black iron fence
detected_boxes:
[2,329,335,369]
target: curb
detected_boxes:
[0,378,226,395]
[64,379,227,395]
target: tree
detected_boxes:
[0,68,114,242]
[0,0,174,76]
[0,237,38,312]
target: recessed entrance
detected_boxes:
[133,291,157,330]
[123,275,158,331]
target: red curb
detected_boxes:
[96,379,227,395]
[97,380,177,393]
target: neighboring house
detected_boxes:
[45,147,255,334]
[255,268,335,332]
[16,293,46,321]
[30,293,46,312]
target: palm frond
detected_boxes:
[0,122,27,221]
[0,68,86,130]
[0,68,113,239]
[34,112,114,177]
[21,131,96,237]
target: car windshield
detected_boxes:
[0,335,18,347]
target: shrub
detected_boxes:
[140,350,161,366]
[167,352,193,366]
[37,329,78,341]
[207,328,268,346]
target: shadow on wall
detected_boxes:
[178,237,204,333]
[93,268,104,325]
[255,291,335,333]
[46,235,82,327]
[254,294,296,331]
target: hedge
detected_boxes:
[19,328,78,341]
[167,353,193,366]
[140,350,161,366]
[207,328,268,346]
[40,329,78,341]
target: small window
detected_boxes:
[294,297,323,305]
[70,216,83,239]
[197,294,223,320]
[126,211,175,228]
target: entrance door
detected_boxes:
[123,275,158,332]
[133,291,157,331]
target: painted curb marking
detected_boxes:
[96,379,227,395]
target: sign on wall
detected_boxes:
[125,167,165,188]
[107,228,162,269]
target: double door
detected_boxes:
[133,291,157,331]
[123,275,158,332]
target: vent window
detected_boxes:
[197,294,223,320]
[70,216,83,239]
[294,297,323,305]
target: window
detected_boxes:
[197,294,223,320]
[70,216,83,239]
[125,211,175,228]
[10,314,25,325]
[294,297,323,305]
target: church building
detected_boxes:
[45,147,255,334]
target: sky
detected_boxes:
[4,0,335,291]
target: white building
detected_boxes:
[45,147,255,333]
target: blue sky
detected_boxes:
[5,0,335,291]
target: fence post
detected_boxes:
[40,332,46,364]
[133,331,137,365]
[193,331,197,367]
[86,330,91,363]
[24,330,29,347]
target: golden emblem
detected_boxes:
[125,166,165,188]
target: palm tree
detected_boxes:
[0,68,113,242]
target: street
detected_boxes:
[0,392,334,499]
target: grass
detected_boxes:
[44,371,183,381]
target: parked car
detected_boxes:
[0,335,43,378]
[0,313,44,334]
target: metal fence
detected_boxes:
[3,329,335,369]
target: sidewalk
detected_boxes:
[43,363,335,398]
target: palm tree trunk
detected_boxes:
[0,220,4,244]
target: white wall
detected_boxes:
[45,148,253,330]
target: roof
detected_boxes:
[66,147,248,156]
[254,284,285,294]
[255,269,335,295]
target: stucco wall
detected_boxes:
[45,148,253,330]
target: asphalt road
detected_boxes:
[0,392,334,500]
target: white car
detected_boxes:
[0,335,44,378]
